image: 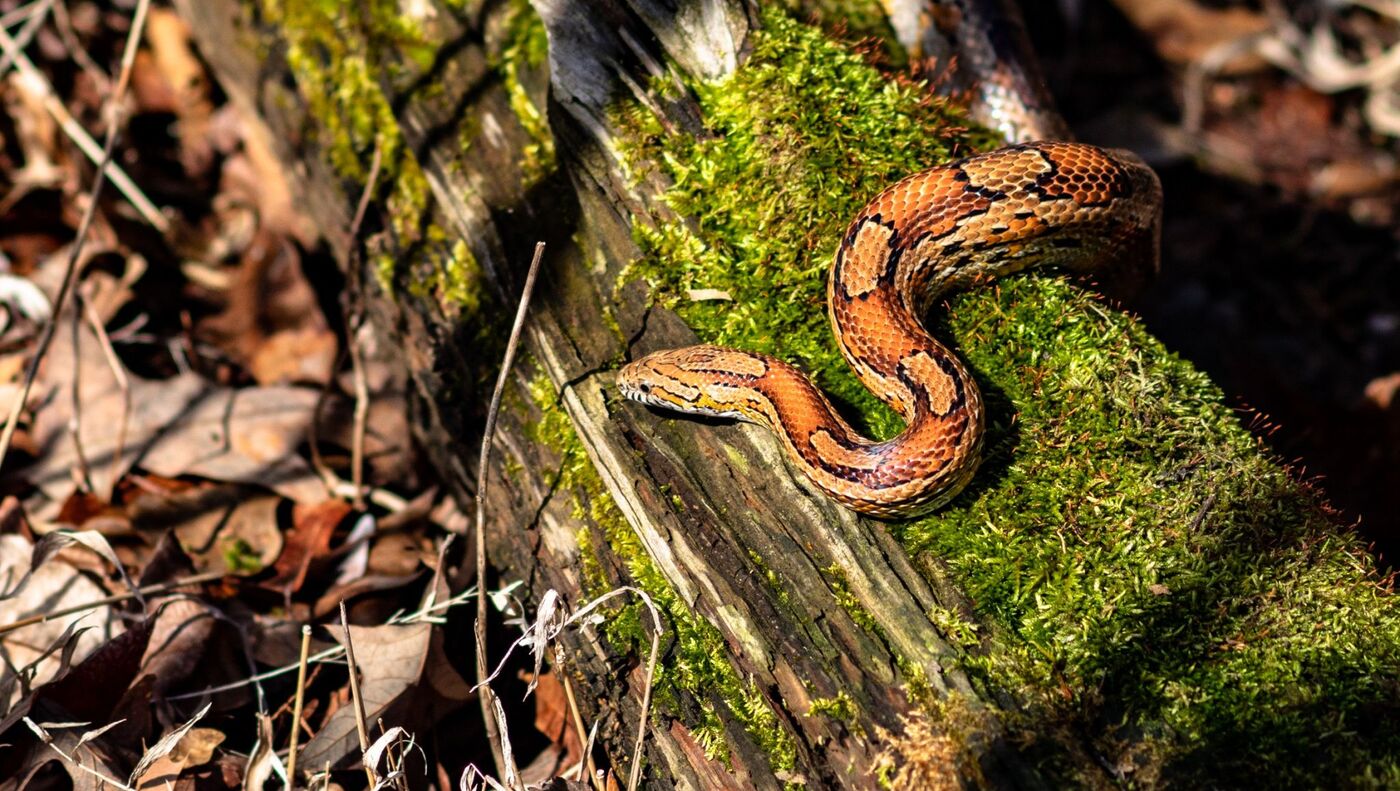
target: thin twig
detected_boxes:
[51,0,108,89]
[0,0,154,474]
[0,1,47,30]
[83,296,131,499]
[0,0,53,78]
[556,659,603,791]
[475,586,662,791]
[0,569,225,637]
[345,145,381,510]
[285,624,312,789]
[307,145,381,504]
[0,6,167,231]
[475,242,546,787]
[348,329,371,510]
[627,595,662,791]
[339,600,376,789]
[66,293,93,492]
[166,585,478,701]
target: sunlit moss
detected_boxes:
[497,0,555,182]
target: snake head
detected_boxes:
[617,345,769,420]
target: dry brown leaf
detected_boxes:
[139,598,219,696]
[298,621,432,771]
[526,670,582,772]
[1,72,67,214]
[173,495,283,575]
[259,500,350,594]
[26,305,327,505]
[20,618,155,729]
[210,99,315,245]
[197,230,335,386]
[249,326,337,386]
[311,572,426,620]
[1365,372,1400,410]
[134,726,226,791]
[13,719,127,791]
[1109,0,1271,72]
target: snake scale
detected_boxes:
[618,142,1162,517]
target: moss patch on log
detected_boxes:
[263,0,510,319]
[616,6,1400,785]
[523,371,798,776]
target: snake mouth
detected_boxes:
[616,363,671,410]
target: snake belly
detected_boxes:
[618,142,1162,518]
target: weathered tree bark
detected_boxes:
[180,0,1400,788]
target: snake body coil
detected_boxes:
[618,143,1162,518]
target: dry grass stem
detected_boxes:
[0,0,53,77]
[83,297,131,499]
[307,144,381,505]
[555,653,602,790]
[285,624,312,788]
[0,568,225,637]
[346,146,382,510]
[66,298,94,492]
[338,600,377,789]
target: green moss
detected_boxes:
[264,0,493,317]
[897,658,936,711]
[808,691,858,725]
[613,5,1400,784]
[438,238,485,313]
[264,0,432,262]
[524,371,798,774]
[502,0,554,180]
[221,538,263,574]
[926,604,981,653]
[473,0,556,186]
[824,563,884,638]
[747,549,792,609]
[778,0,906,66]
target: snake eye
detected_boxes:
[639,383,651,394]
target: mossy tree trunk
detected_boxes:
[183,0,1400,788]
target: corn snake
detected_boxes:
[618,142,1162,517]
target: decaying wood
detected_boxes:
[178,0,1075,787]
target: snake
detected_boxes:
[617,142,1162,518]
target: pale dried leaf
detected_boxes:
[134,726,226,791]
[172,496,283,576]
[127,702,211,786]
[333,513,377,585]
[242,712,280,791]
[0,273,51,322]
[0,534,112,709]
[29,356,325,504]
[299,622,431,770]
[140,598,219,695]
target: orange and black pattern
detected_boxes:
[618,143,1163,518]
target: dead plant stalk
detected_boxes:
[475,241,546,788]
[339,600,377,789]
